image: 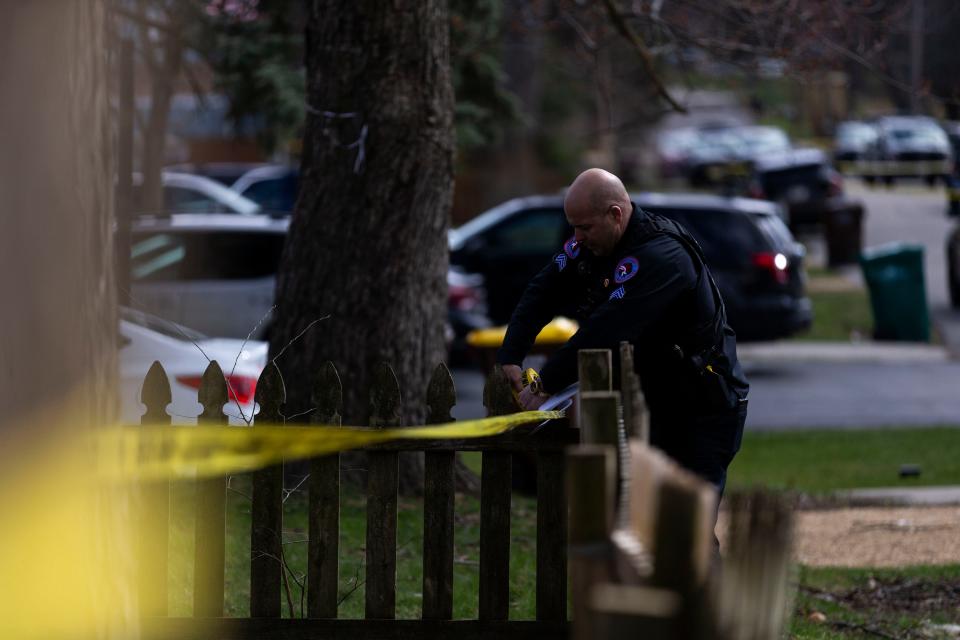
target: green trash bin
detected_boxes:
[859,243,930,342]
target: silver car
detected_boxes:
[130,214,287,340]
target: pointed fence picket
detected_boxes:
[134,359,576,640]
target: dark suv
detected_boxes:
[745,148,858,230]
[449,193,811,341]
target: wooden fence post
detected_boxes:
[578,349,613,392]
[366,363,401,619]
[568,444,616,640]
[194,360,228,618]
[714,491,794,640]
[139,361,170,618]
[250,363,285,618]
[479,365,514,621]
[422,363,456,620]
[308,361,342,619]
[618,341,649,442]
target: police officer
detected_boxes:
[498,168,749,500]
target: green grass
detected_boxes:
[728,427,960,493]
[791,565,960,639]
[795,287,874,342]
[167,473,540,619]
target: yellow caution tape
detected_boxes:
[466,316,578,348]
[95,410,565,481]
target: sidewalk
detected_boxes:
[837,485,960,507]
[738,340,950,364]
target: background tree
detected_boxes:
[268,2,456,490]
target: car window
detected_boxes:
[241,177,297,212]
[485,207,568,253]
[164,186,223,213]
[751,213,795,252]
[131,231,285,282]
[643,207,765,267]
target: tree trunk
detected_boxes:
[139,9,185,213]
[0,1,124,636]
[270,1,455,491]
[0,0,115,434]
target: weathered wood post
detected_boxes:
[650,467,717,639]
[250,363,285,617]
[366,363,402,619]
[194,361,228,617]
[568,444,616,640]
[714,490,794,640]
[618,341,649,442]
[479,365,514,620]
[579,350,629,527]
[139,361,171,618]
[422,363,456,620]
[308,361,342,619]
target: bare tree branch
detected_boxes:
[601,0,687,113]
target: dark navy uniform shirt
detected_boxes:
[497,206,749,419]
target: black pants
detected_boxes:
[649,400,748,501]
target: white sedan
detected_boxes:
[119,307,268,424]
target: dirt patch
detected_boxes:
[719,506,960,567]
[836,576,960,617]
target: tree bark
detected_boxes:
[0,0,115,434]
[271,1,455,445]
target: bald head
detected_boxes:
[565,168,631,217]
[564,168,632,256]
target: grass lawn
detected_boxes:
[167,473,539,619]
[161,427,960,636]
[797,288,874,342]
[728,426,960,493]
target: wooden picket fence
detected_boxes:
[135,358,577,640]
[134,344,793,640]
[569,346,794,640]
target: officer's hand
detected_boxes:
[501,364,524,394]
[518,385,548,411]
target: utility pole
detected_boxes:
[910,0,924,113]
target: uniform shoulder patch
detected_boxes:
[614,256,639,283]
[563,236,580,259]
[609,285,626,300]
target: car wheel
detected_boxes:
[926,175,937,188]
[884,176,895,187]
[864,175,876,187]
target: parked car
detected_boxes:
[655,127,700,179]
[746,148,850,229]
[948,224,960,308]
[133,171,262,216]
[867,115,953,186]
[833,120,878,165]
[449,193,812,341]
[119,306,267,423]
[165,162,270,187]
[230,164,300,213]
[130,214,286,339]
[129,213,489,349]
[942,121,960,217]
[733,125,791,159]
[685,128,749,187]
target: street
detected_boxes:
[452,181,960,430]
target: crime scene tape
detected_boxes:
[95,409,566,481]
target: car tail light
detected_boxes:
[448,283,482,312]
[827,170,844,197]
[176,374,258,405]
[752,252,789,284]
